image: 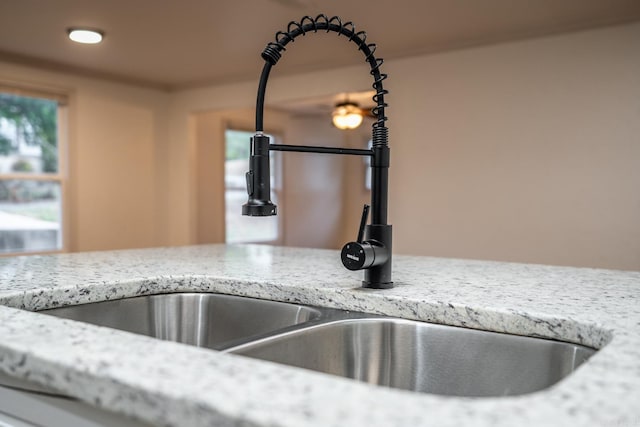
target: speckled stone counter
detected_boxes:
[0,244,639,426]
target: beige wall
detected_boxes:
[192,110,226,244]
[384,22,640,270]
[0,62,170,252]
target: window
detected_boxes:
[0,89,67,255]
[224,129,281,244]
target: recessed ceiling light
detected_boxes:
[67,28,104,44]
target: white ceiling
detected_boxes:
[1,0,639,91]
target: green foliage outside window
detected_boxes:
[225,129,251,161]
[0,93,58,173]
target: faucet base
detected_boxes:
[362,280,394,289]
[361,224,393,289]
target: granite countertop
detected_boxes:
[0,244,638,426]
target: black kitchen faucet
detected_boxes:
[242,15,393,289]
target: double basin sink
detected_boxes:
[35,292,595,398]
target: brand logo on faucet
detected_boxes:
[346,254,360,262]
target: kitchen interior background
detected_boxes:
[0,2,638,271]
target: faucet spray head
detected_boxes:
[242,133,277,216]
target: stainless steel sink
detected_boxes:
[228,317,596,397]
[37,293,596,397]
[42,293,322,350]
[3,292,325,426]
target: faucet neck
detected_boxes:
[254,14,388,149]
[246,14,393,288]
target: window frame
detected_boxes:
[0,83,69,256]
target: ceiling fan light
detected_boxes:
[332,103,364,130]
[68,28,104,44]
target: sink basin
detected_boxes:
[39,293,596,397]
[228,317,596,397]
[41,293,322,350]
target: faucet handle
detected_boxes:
[357,204,370,243]
[341,204,389,271]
